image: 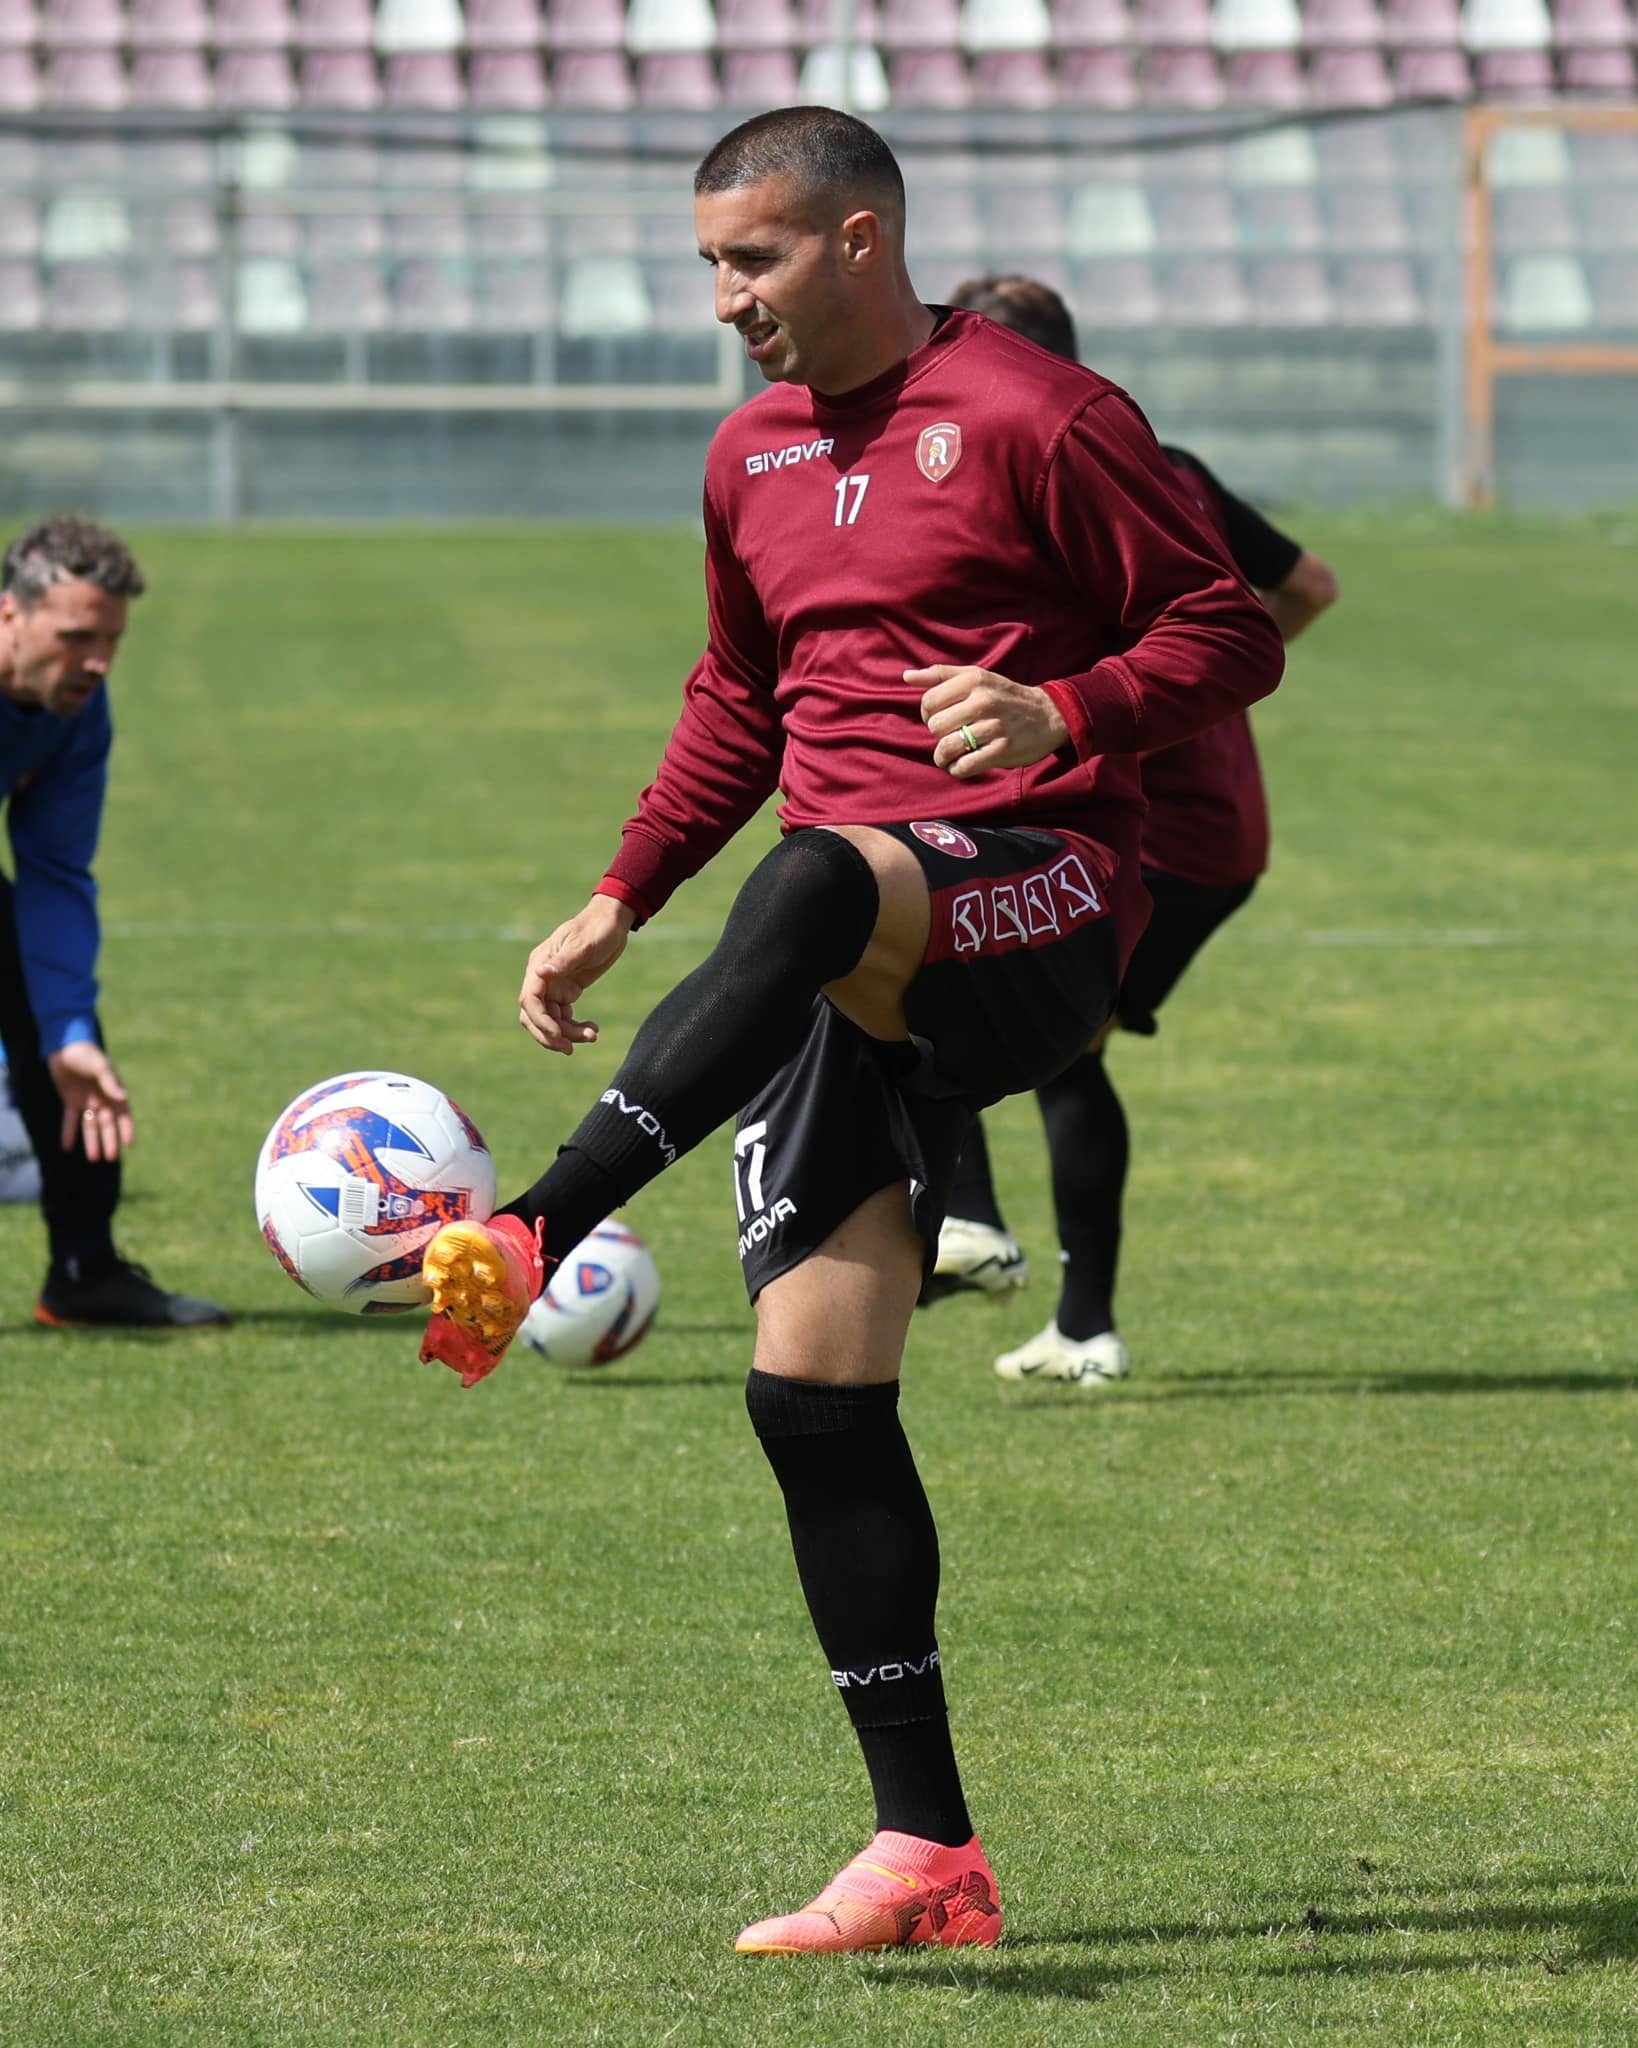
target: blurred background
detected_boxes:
[1,0,1634,520]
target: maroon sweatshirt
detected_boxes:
[599,308,1284,966]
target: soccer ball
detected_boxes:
[254,1071,496,1314]
[519,1220,660,1367]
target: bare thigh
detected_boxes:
[753,1179,924,1386]
[816,824,931,1044]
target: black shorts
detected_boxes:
[1116,866,1256,1038]
[735,822,1122,1302]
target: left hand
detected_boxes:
[48,1042,135,1161]
[909,665,1072,779]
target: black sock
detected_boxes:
[745,1368,973,1848]
[501,833,879,1270]
[1038,1051,1127,1341]
[945,1117,1008,1234]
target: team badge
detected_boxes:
[910,820,978,859]
[916,422,963,483]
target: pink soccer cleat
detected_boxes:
[735,1830,1002,1955]
[419,1214,545,1388]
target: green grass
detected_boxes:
[2,517,1635,2046]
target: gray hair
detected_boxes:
[2,514,145,610]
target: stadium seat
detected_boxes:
[544,0,626,46]
[1223,46,1305,98]
[131,47,213,99]
[214,0,294,47]
[1058,45,1139,101]
[1249,253,1331,320]
[40,0,122,47]
[0,260,43,327]
[0,0,34,44]
[1562,43,1638,90]
[1591,257,1638,327]
[1493,184,1578,247]
[468,47,550,99]
[1474,45,1557,86]
[42,191,129,257]
[798,39,890,106]
[0,49,38,103]
[627,0,716,50]
[464,0,541,46]
[962,0,1051,49]
[1236,181,1321,245]
[304,206,384,254]
[1461,0,1551,46]
[390,257,473,329]
[216,47,298,101]
[47,260,131,330]
[1332,253,1422,320]
[645,254,722,329]
[1051,0,1130,40]
[1551,0,1633,45]
[1309,42,1391,99]
[296,0,373,47]
[560,252,653,333]
[1211,0,1300,49]
[1392,44,1471,94]
[1072,254,1162,324]
[1152,180,1236,246]
[721,46,799,96]
[305,257,388,327]
[375,0,464,50]
[386,203,464,254]
[890,46,972,101]
[1164,254,1248,321]
[473,259,552,327]
[235,253,308,329]
[1486,120,1570,179]
[1301,0,1384,42]
[299,48,382,102]
[1143,42,1224,98]
[136,259,219,328]
[1132,0,1212,44]
[0,199,40,253]
[1229,123,1317,183]
[973,47,1055,100]
[1323,183,1410,248]
[1065,177,1155,252]
[878,0,959,48]
[469,205,548,255]
[1498,250,1592,325]
[981,167,1063,248]
[383,47,464,99]
[44,49,126,103]
[635,49,719,101]
[1574,182,1638,247]
[239,208,302,254]
[1381,0,1459,44]
[128,0,209,45]
[715,0,797,47]
[552,47,634,100]
[797,0,881,36]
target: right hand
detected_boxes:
[48,1042,135,1161]
[518,894,636,1055]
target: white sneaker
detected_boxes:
[930,1217,1029,1297]
[994,1323,1130,1388]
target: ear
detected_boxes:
[0,591,17,628]
[839,208,886,272]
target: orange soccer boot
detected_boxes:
[419,1214,545,1388]
[735,1830,1002,1955]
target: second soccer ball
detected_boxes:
[518,1220,660,1367]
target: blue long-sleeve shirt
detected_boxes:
[1,687,110,1056]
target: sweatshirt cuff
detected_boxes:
[594,875,658,928]
[39,1014,99,1059]
[1042,660,1146,761]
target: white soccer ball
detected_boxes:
[519,1219,660,1367]
[254,1071,496,1314]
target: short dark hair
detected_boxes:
[2,514,145,610]
[949,273,1079,362]
[695,106,905,225]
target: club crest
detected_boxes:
[916,422,963,483]
[910,820,979,859]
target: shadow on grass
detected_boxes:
[1014,1368,1638,1406]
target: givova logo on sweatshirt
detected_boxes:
[744,436,836,475]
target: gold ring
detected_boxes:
[82,1109,96,1120]
[959,722,981,754]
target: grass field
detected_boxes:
[1,515,1634,2046]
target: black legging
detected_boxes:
[0,869,119,1269]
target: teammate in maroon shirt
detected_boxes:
[413,112,1284,1954]
[935,273,1339,1387]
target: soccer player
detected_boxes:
[0,516,229,1328]
[417,111,1284,1952]
[933,274,1338,1386]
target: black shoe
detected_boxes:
[37,1254,231,1330]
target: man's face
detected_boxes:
[0,577,128,718]
[696,176,860,390]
